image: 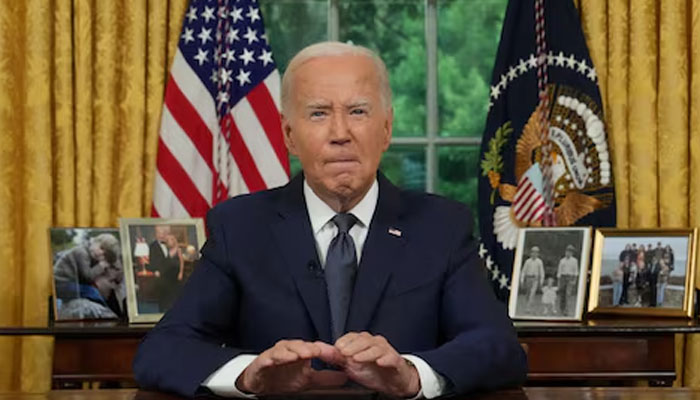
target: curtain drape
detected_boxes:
[0,0,188,391]
[575,0,700,386]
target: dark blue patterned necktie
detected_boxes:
[325,213,358,342]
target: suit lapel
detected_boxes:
[346,174,406,333]
[271,175,332,343]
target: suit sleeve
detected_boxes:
[133,209,246,397]
[414,208,528,394]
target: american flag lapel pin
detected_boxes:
[388,228,402,237]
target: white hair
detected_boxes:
[280,41,392,113]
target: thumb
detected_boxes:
[308,370,348,388]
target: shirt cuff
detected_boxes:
[402,354,447,399]
[201,354,258,398]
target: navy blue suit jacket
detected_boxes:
[133,173,527,397]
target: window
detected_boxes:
[260,0,507,212]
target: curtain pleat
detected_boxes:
[0,0,188,391]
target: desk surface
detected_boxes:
[4,388,700,400]
[3,318,700,336]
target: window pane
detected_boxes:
[260,0,328,72]
[438,0,507,137]
[437,145,479,216]
[380,146,426,190]
[339,0,426,137]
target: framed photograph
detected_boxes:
[509,227,592,321]
[120,218,206,323]
[50,228,125,321]
[588,228,698,318]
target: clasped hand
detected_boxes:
[236,332,420,398]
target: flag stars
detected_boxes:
[566,54,577,69]
[223,48,236,65]
[577,59,588,74]
[220,68,233,85]
[236,68,251,86]
[555,51,566,67]
[182,27,194,44]
[490,85,501,100]
[247,6,261,23]
[527,54,538,68]
[498,75,507,91]
[210,68,219,83]
[478,243,487,259]
[194,48,208,65]
[227,28,239,43]
[517,58,528,74]
[201,6,215,23]
[243,27,259,44]
[217,91,230,106]
[546,51,555,66]
[186,6,198,23]
[587,66,597,81]
[499,274,509,290]
[491,265,500,281]
[197,27,212,44]
[239,47,255,65]
[258,48,273,66]
[230,7,244,23]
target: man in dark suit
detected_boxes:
[133,41,527,398]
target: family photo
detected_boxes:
[50,228,125,321]
[509,228,591,321]
[120,219,205,323]
[594,236,689,310]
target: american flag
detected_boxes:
[512,166,545,224]
[152,0,290,218]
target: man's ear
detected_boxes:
[381,107,394,151]
[281,114,297,156]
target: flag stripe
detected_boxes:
[231,98,289,188]
[169,50,221,139]
[264,70,281,110]
[152,171,189,218]
[224,114,267,192]
[247,83,290,175]
[160,107,213,205]
[163,78,214,170]
[156,139,211,217]
[513,183,536,215]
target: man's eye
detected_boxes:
[350,109,367,115]
[310,111,326,118]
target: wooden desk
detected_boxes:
[2,319,699,387]
[4,387,700,400]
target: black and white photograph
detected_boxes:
[588,229,697,317]
[120,218,206,323]
[509,227,592,321]
[50,228,125,321]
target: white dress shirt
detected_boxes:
[203,179,446,398]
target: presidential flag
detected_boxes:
[152,0,289,218]
[478,0,616,299]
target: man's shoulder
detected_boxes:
[396,188,473,224]
[206,185,286,224]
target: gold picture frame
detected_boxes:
[588,228,698,318]
[120,218,206,323]
[509,227,592,321]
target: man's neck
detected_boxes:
[306,180,374,213]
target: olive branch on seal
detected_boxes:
[480,121,513,204]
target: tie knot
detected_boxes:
[332,213,357,234]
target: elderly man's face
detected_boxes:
[282,54,392,205]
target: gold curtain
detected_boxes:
[0,0,188,392]
[576,0,700,386]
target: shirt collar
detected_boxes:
[303,178,379,234]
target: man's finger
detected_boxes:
[337,335,375,356]
[308,370,348,388]
[269,347,301,364]
[334,332,361,349]
[376,352,403,368]
[286,340,321,359]
[352,345,385,363]
[314,341,346,366]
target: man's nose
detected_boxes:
[329,112,351,144]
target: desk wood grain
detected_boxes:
[4,388,700,400]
